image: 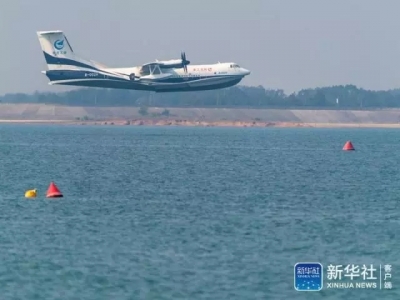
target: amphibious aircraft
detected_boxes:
[36,30,250,93]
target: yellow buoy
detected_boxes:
[25,189,37,198]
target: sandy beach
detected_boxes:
[1,118,400,128]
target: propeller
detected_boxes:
[181,51,190,73]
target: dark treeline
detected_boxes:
[1,84,400,109]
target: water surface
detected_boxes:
[0,125,398,299]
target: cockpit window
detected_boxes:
[140,65,150,76]
[230,64,240,68]
[140,64,162,76]
[152,65,161,75]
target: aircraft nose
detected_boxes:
[242,68,250,75]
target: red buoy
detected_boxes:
[46,182,63,198]
[343,141,355,151]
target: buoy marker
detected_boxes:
[25,188,37,198]
[343,141,355,151]
[46,182,63,198]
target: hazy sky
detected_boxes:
[1,0,400,95]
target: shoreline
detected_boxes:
[1,119,400,128]
[1,104,400,127]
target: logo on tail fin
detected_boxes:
[54,39,64,50]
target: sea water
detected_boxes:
[0,124,398,299]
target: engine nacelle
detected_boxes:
[158,59,190,69]
[159,59,182,66]
[159,63,181,69]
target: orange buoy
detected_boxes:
[343,141,355,151]
[46,182,63,198]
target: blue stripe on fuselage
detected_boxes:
[141,75,240,84]
[43,52,99,71]
[45,70,127,82]
[50,77,243,92]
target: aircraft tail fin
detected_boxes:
[37,30,99,70]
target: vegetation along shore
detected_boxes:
[2,84,400,128]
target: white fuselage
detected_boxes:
[98,62,250,92]
[109,62,250,79]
